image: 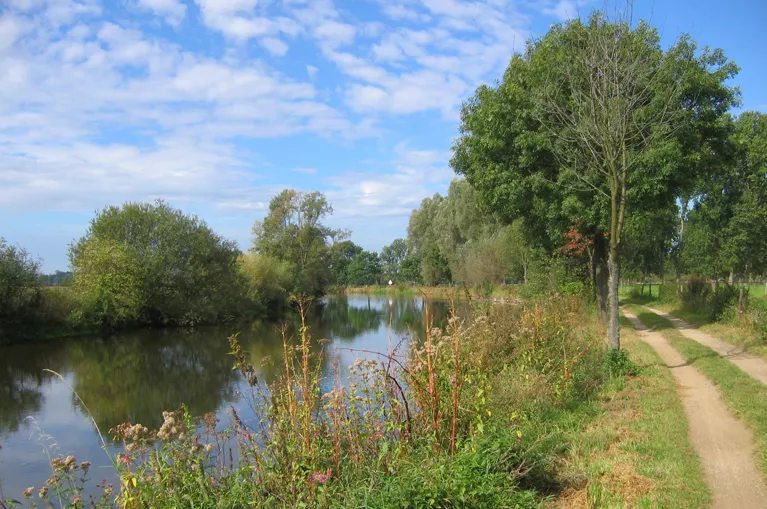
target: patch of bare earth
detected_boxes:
[622,308,767,509]
[642,305,767,385]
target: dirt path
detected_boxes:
[622,308,767,509]
[641,305,767,385]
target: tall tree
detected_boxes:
[252,190,345,296]
[380,238,410,281]
[346,251,382,286]
[452,13,737,349]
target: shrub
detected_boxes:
[706,285,744,322]
[657,282,679,305]
[681,276,711,312]
[562,281,585,297]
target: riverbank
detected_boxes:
[2,295,641,508]
[342,284,522,302]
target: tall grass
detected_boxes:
[3,296,622,508]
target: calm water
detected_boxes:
[0,295,457,496]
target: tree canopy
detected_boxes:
[451,13,738,348]
[69,200,244,327]
[252,190,345,297]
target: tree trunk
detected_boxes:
[523,262,528,285]
[607,245,621,351]
[729,270,734,285]
[676,200,687,291]
[593,233,609,322]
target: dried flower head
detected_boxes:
[22,487,34,498]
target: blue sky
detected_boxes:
[1,0,765,272]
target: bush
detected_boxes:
[70,201,247,328]
[657,282,679,305]
[707,285,744,322]
[681,276,711,312]
[561,281,585,297]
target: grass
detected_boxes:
[625,305,767,482]
[621,292,767,360]
[343,284,521,301]
[3,298,719,508]
[552,315,710,508]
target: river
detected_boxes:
[0,295,458,497]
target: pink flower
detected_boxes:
[121,454,130,464]
[312,468,332,484]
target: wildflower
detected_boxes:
[22,487,34,498]
[244,433,252,441]
[79,461,91,471]
[205,443,214,453]
[72,494,82,505]
[64,455,76,469]
[38,487,48,499]
[312,468,332,484]
[46,475,59,486]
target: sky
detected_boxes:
[1,0,765,272]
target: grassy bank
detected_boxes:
[552,316,710,508]
[3,296,645,509]
[625,305,767,480]
[621,287,767,360]
[342,284,521,301]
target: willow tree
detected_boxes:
[452,12,737,349]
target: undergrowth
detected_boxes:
[2,296,625,509]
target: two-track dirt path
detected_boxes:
[621,307,767,509]
[641,305,767,385]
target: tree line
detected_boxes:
[0,192,387,341]
[2,12,764,351]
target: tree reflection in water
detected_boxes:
[0,295,463,437]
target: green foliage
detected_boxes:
[6,297,622,508]
[0,238,42,340]
[39,270,73,286]
[680,277,712,312]
[657,282,680,305]
[253,190,344,296]
[406,181,533,287]
[602,349,641,379]
[345,250,382,286]
[707,285,744,322]
[70,200,245,328]
[239,253,294,315]
[561,281,584,297]
[682,112,767,280]
[329,240,363,286]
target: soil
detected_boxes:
[643,305,767,385]
[622,308,767,509]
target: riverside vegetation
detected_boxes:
[1,296,642,508]
[3,8,767,508]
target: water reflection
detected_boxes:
[0,295,460,495]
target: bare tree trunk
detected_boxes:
[608,246,621,351]
[523,262,528,285]
[594,233,609,322]
[729,270,734,285]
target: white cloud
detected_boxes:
[306,64,318,79]
[137,0,187,25]
[260,37,289,56]
[326,145,452,221]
